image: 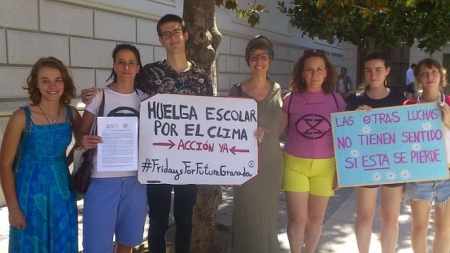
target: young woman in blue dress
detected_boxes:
[0,57,81,252]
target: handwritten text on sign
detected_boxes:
[331,103,449,187]
[138,94,258,185]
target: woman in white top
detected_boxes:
[76,44,148,253]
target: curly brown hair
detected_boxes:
[289,49,337,93]
[24,57,76,105]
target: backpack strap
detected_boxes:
[286,92,293,135]
[331,92,339,111]
[87,89,105,161]
[235,83,243,96]
[98,89,105,117]
[90,89,105,136]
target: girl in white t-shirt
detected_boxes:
[76,44,148,253]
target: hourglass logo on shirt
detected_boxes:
[295,114,331,140]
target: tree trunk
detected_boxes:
[183,0,222,96]
[189,185,223,253]
[183,1,224,253]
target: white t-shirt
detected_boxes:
[85,87,148,178]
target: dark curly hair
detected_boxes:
[24,57,76,105]
[289,49,337,93]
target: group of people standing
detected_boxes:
[0,12,449,253]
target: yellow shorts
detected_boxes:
[282,152,335,197]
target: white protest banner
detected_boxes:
[138,94,259,185]
[331,103,449,187]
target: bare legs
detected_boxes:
[410,199,450,253]
[433,200,450,253]
[355,185,403,253]
[286,192,330,253]
[355,187,377,253]
[410,200,431,253]
[286,192,308,253]
[305,195,330,253]
[379,186,403,253]
[115,243,132,253]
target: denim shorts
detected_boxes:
[405,180,450,204]
[82,176,148,253]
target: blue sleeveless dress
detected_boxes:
[9,106,78,253]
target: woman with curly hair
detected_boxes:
[280,49,346,253]
[0,57,81,252]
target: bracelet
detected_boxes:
[8,207,20,212]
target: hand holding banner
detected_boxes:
[138,94,259,185]
[331,103,449,187]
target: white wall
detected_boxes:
[409,41,433,65]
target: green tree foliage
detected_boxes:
[215,0,268,26]
[277,0,450,53]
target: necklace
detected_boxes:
[38,105,60,124]
[419,93,441,103]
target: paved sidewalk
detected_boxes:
[315,189,415,253]
[0,187,433,252]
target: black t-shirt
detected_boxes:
[346,88,406,110]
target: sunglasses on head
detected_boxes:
[303,49,326,56]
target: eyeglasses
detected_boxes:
[161,29,183,40]
[249,53,270,61]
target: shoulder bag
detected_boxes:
[71,90,105,195]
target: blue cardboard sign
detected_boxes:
[331,103,449,187]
